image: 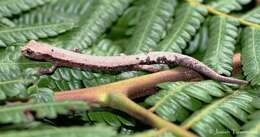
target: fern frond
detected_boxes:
[0,126,175,137]
[0,125,117,137]
[241,7,260,24]
[208,0,251,13]
[63,0,131,49]
[0,22,75,47]
[0,44,53,101]
[0,70,28,100]
[0,0,51,17]
[145,81,232,122]
[0,46,35,100]
[184,21,208,56]
[237,99,260,137]
[158,3,207,53]
[0,121,54,131]
[237,111,260,137]
[84,39,123,56]
[46,68,117,90]
[181,90,256,137]
[51,71,144,91]
[46,69,144,91]
[108,3,145,39]
[241,27,260,86]
[0,18,15,27]
[203,16,239,76]
[42,0,92,16]
[0,101,88,124]
[126,0,176,54]
[14,0,94,25]
[29,86,54,103]
[82,110,135,127]
[128,131,176,137]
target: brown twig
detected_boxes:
[232,53,242,76]
[257,0,260,5]
[22,41,247,84]
[54,67,202,104]
[108,93,197,137]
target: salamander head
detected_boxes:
[21,40,52,60]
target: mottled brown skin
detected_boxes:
[22,40,248,84]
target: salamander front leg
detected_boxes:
[38,63,59,75]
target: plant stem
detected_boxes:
[108,93,197,137]
[232,53,242,76]
[257,0,260,5]
[54,67,202,104]
[186,0,260,29]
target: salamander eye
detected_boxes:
[22,49,33,56]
